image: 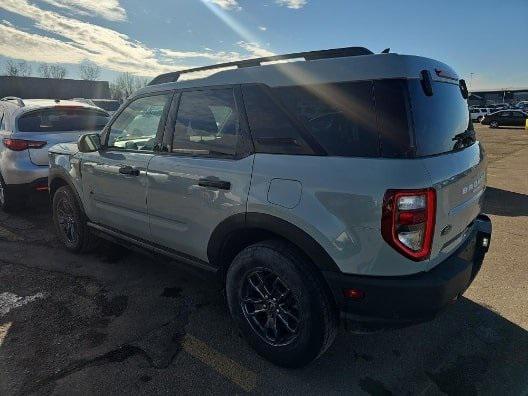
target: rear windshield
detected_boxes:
[17,108,109,132]
[92,100,121,112]
[408,80,471,156]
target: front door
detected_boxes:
[81,92,172,240]
[147,87,254,262]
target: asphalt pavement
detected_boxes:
[0,124,527,395]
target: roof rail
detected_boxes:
[149,46,373,86]
[1,96,25,107]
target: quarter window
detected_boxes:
[242,85,315,155]
[172,89,240,158]
[274,82,379,157]
[107,94,170,151]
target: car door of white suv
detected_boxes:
[146,87,253,262]
[81,92,172,240]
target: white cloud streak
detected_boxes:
[39,0,127,21]
[208,0,241,11]
[275,0,307,9]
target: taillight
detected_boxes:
[381,188,436,261]
[3,138,47,151]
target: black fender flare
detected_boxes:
[207,212,341,273]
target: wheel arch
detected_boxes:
[208,212,341,280]
[49,172,87,216]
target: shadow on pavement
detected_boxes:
[1,252,527,395]
[484,187,528,217]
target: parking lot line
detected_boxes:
[0,226,23,242]
[0,322,12,346]
[183,334,257,392]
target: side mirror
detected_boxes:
[78,133,101,153]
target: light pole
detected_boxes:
[469,73,475,91]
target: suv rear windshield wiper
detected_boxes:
[452,129,475,150]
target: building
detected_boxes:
[468,88,528,107]
[0,76,110,100]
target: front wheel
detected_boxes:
[226,240,337,368]
[52,185,97,252]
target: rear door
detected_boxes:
[512,111,527,126]
[15,107,109,165]
[147,87,253,261]
[81,93,172,240]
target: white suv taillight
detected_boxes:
[381,189,436,261]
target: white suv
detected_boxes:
[470,107,491,122]
[0,97,109,211]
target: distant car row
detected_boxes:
[469,105,527,127]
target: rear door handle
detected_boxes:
[119,165,140,176]
[198,178,231,190]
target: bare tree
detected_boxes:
[38,63,52,78]
[5,60,32,76]
[79,61,101,81]
[38,63,67,79]
[49,64,67,79]
[110,72,149,100]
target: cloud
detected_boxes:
[208,0,241,11]
[258,26,267,31]
[0,21,86,63]
[39,0,127,21]
[275,0,307,9]
[0,0,173,75]
[0,1,276,77]
[237,41,275,58]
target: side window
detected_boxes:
[107,94,170,151]
[500,111,511,117]
[274,81,380,157]
[172,89,240,158]
[242,85,315,155]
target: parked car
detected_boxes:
[0,97,109,211]
[481,110,528,128]
[469,107,492,122]
[49,47,492,367]
[71,98,121,115]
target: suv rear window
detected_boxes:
[18,108,109,132]
[408,80,471,156]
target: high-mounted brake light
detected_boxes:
[381,189,436,261]
[3,138,47,151]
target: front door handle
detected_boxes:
[119,165,140,176]
[198,178,231,190]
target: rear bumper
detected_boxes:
[4,177,49,196]
[323,214,492,328]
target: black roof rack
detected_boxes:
[149,46,373,86]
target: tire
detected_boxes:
[490,120,499,128]
[226,240,337,368]
[52,185,98,253]
[0,173,24,212]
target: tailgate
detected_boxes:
[23,131,84,166]
[421,142,486,261]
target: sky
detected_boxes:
[0,0,527,90]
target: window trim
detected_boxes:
[101,90,175,153]
[162,84,253,161]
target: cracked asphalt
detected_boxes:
[0,124,527,395]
